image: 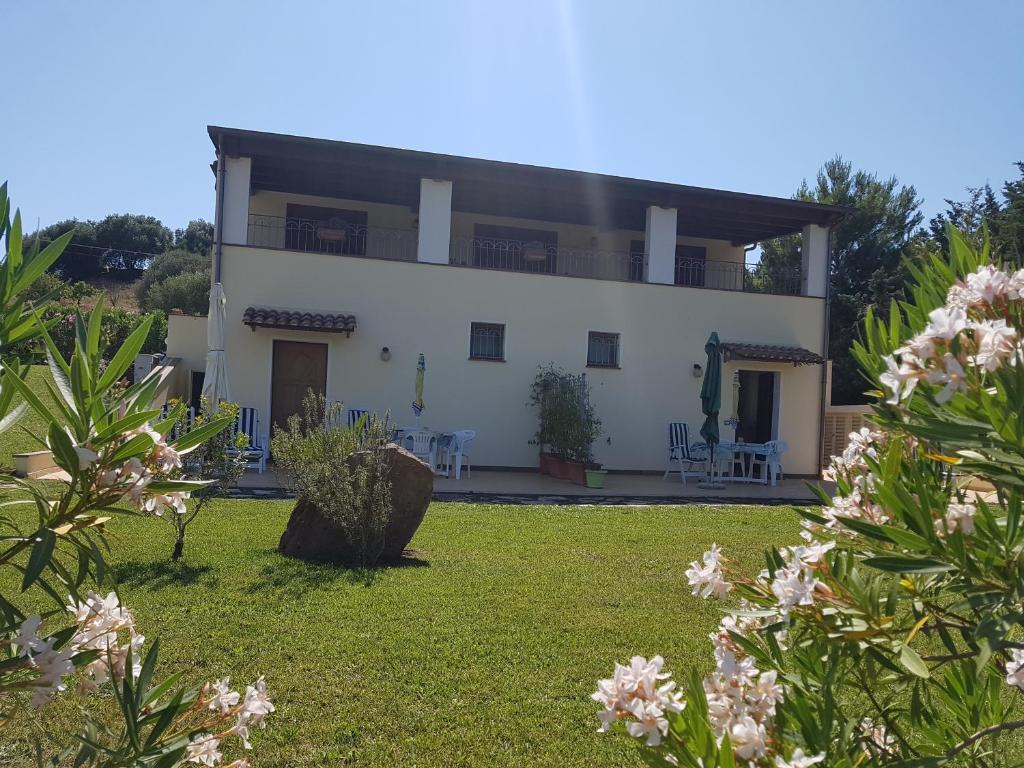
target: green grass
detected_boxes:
[0,366,59,467]
[1,500,800,767]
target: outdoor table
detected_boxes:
[708,441,775,485]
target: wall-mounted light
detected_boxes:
[380,346,392,362]
[692,363,704,378]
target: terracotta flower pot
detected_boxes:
[564,459,587,485]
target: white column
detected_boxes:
[801,224,830,298]
[417,179,453,264]
[644,205,678,285]
[221,156,252,246]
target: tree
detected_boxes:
[27,219,104,281]
[595,229,1024,766]
[135,248,209,309]
[759,157,923,404]
[173,218,214,254]
[930,162,1024,265]
[163,400,247,561]
[93,213,173,271]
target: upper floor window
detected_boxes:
[285,204,368,256]
[587,331,620,368]
[472,224,558,274]
[469,322,505,361]
[674,245,706,287]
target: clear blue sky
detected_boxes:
[5,0,1022,232]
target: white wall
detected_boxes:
[801,224,830,298]
[221,157,252,245]
[165,314,209,403]
[208,245,827,474]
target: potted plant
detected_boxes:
[585,463,607,489]
[529,364,602,485]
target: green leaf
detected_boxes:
[21,529,56,591]
[863,555,956,574]
[96,314,154,393]
[47,423,80,474]
[898,643,930,678]
[170,415,234,454]
[11,230,73,297]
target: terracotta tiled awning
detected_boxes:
[242,306,357,337]
[721,342,824,366]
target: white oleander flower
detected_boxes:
[28,641,75,708]
[593,656,684,744]
[728,714,768,760]
[74,445,99,470]
[970,319,1019,371]
[924,306,968,340]
[207,677,241,713]
[927,353,967,403]
[185,734,222,766]
[12,614,46,658]
[1004,649,1024,691]
[143,491,189,516]
[935,502,976,537]
[775,748,826,767]
[685,544,732,599]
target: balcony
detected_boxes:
[243,215,801,296]
[245,215,417,262]
[449,235,801,295]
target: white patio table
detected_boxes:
[393,427,454,473]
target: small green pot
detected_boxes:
[585,469,607,488]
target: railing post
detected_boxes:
[644,205,677,285]
[417,179,452,264]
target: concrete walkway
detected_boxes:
[236,467,827,505]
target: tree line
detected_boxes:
[758,159,1024,404]
[28,214,213,315]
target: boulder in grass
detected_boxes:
[278,444,433,565]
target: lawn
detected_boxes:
[1,499,801,767]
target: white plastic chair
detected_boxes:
[404,430,437,469]
[749,440,787,486]
[442,430,475,479]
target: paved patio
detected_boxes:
[235,467,828,505]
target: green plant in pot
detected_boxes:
[529,364,601,484]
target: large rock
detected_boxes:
[278,444,433,564]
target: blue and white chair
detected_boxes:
[229,407,268,473]
[664,422,704,484]
[159,403,195,441]
[347,408,369,430]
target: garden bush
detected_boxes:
[272,392,395,567]
[593,228,1024,765]
[136,248,209,310]
[144,270,210,315]
[528,363,601,463]
[0,184,274,765]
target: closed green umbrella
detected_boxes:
[699,332,723,488]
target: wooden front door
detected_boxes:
[271,340,328,434]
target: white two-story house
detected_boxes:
[167,126,846,476]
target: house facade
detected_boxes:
[168,126,846,475]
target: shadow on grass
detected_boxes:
[245,548,430,597]
[111,559,218,590]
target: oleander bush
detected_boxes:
[0,183,274,766]
[593,228,1024,766]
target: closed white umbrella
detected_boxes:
[201,282,231,411]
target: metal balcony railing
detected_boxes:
[450,236,645,283]
[243,216,801,295]
[245,215,417,262]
